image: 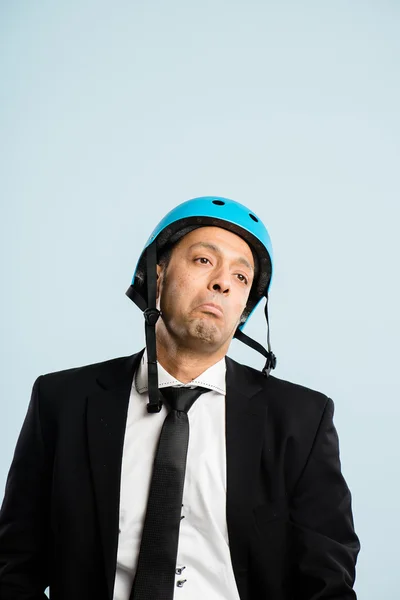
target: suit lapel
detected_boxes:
[225,356,268,596]
[87,351,143,598]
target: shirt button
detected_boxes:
[176,579,187,588]
[176,566,186,575]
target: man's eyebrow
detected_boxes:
[188,242,254,272]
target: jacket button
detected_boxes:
[176,579,187,588]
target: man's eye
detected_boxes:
[236,274,248,284]
[196,257,211,264]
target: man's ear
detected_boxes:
[156,264,162,299]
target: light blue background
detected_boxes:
[1,1,399,597]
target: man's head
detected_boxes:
[126,196,275,410]
[155,226,255,356]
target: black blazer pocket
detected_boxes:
[251,504,291,598]
[252,503,290,553]
[253,503,289,527]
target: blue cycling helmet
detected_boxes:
[128,196,273,322]
[126,196,276,413]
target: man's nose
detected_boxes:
[209,268,230,295]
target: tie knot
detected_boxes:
[161,386,207,413]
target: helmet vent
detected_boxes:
[249,213,258,222]
[212,200,225,206]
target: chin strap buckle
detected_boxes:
[143,308,161,326]
[147,400,163,413]
[262,352,277,376]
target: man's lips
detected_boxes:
[197,303,224,317]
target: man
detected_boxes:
[0,196,359,599]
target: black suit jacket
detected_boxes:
[0,351,359,599]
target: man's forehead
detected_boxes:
[176,226,254,268]
[179,225,248,247]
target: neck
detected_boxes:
[155,338,227,384]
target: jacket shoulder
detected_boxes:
[40,355,128,384]
[37,351,142,400]
[268,372,329,402]
[227,356,330,417]
[267,373,331,426]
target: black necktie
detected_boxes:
[130,386,208,600]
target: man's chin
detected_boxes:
[188,318,223,346]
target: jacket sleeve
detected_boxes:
[0,376,50,599]
[290,397,360,599]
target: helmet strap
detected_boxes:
[234,295,277,376]
[126,284,147,311]
[143,240,163,413]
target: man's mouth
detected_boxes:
[197,303,224,317]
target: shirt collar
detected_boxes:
[135,348,226,395]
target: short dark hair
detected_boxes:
[157,243,174,271]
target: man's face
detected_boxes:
[156,226,255,355]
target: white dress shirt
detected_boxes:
[113,351,241,600]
